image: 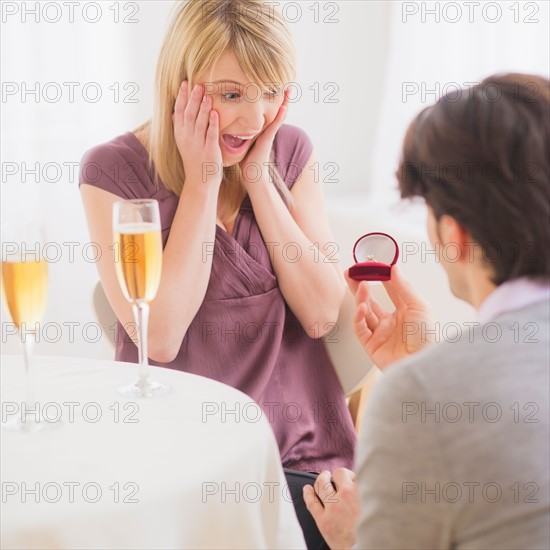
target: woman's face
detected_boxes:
[195,49,285,166]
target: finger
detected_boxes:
[183,84,204,129]
[260,93,288,143]
[332,468,355,485]
[384,265,426,308]
[331,468,356,492]
[369,295,389,320]
[344,269,360,295]
[303,485,325,521]
[206,110,219,145]
[354,281,368,306]
[240,89,289,169]
[355,294,378,332]
[314,471,334,507]
[380,268,406,310]
[281,86,291,109]
[354,303,373,345]
[273,96,289,130]
[195,93,212,142]
[364,301,379,331]
[173,81,189,126]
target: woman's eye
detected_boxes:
[222,92,241,101]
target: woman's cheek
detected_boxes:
[265,105,280,126]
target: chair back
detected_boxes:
[92,282,116,349]
[325,283,394,396]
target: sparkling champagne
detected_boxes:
[1,260,48,328]
[114,222,162,302]
[113,200,170,397]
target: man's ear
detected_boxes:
[438,215,472,263]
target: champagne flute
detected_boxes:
[113,199,171,397]
[1,223,60,432]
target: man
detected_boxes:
[304,74,550,549]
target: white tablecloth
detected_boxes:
[0,355,306,549]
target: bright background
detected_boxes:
[1,0,549,357]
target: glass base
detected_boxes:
[2,414,62,434]
[118,377,172,398]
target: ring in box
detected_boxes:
[348,232,399,281]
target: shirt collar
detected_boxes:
[477,277,550,323]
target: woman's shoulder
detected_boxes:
[273,124,313,161]
[272,124,314,188]
[79,131,158,199]
[81,131,145,166]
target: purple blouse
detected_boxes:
[80,125,356,471]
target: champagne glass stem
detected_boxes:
[133,301,150,391]
[21,331,36,425]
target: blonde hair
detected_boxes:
[138,0,296,225]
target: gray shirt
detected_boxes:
[355,299,550,549]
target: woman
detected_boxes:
[80,0,355,482]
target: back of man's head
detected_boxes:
[397,73,549,286]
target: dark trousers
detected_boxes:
[283,468,330,550]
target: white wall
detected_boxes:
[1,1,177,357]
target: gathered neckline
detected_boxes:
[123,132,259,239]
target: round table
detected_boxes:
[0,355,306,549]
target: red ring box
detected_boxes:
[348,232,399,281]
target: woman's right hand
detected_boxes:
[173,81,223,188]
[344,266,434,370]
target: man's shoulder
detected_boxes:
[374,299,549,402]
[355,299,550,550]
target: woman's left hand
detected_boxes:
[240,89,290,190]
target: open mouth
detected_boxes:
[222,134,256,154]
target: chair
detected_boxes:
[325,283,394,432]
[347,367,380,433]
[92,282,117,349]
